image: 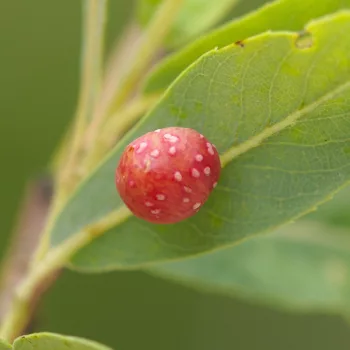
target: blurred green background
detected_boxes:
[1,1,350,349]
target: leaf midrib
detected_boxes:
[62,79,350,248]
[220,79,350,166]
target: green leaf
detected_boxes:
[148,186,350,313]
[12,333,112,350]
[50,12,350,271]
[0,339,11,350]
[137,0,241,48]
[307,185,350,228]
[150,220,350,313]
[143,0,350,93]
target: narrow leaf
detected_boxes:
[49,13,350,271]
[137,0,241,48]
[150,221,350,313]
[13,333,112,350]
[143,0,350,93]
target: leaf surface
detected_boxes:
[0,340,11,350]
[143,0,350,93]
[149,187,350,313]
[49,13,350,271]
[137,0,240,48]
[150,220,350,312]
[0,333,112,350]
[13,333,112,350]
[307,185,350,228]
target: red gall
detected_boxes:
[115,127,221,224]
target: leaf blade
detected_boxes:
[307,186,350,227]
[149,220,350,313]
[143,0,350,93]
[147,187,350,313]
[0,339,11,350]
[13,333,112,350]
[137,0,241,48]
[50,12,350,271]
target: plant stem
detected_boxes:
[102,94,160,142]
[85,93,160,171]
[0,206,131,342]
[108,0,180,109]
[33,0,108,262]
[0,0,183,343]
[30,195,66,267]
[0,178,52,331]
[93,23,142,127]
[84,0,183,151]
[59,0,108,194]
[36,93,155,260]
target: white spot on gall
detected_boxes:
[204,167,211,176]
[145,201,154,207]
[150,149,160,157]
[168,146,176,155]
[184,186,192,193]
[195,154,203,162]
[156,194,166,201]
[151,209,161,215]
[164,133,179,143]
[206,142,215,155]
[136,142,148,154]
[183,197,190,203]
[154,129,161,133]
[174,171,182,181]
[199,134,204,139]
[193,202,201,210]
[213,182,217,188]
[191,168,200,178]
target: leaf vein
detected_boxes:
[241,162,350,174]
[220,80,350,167]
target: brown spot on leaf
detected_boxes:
[295,31,313,49]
